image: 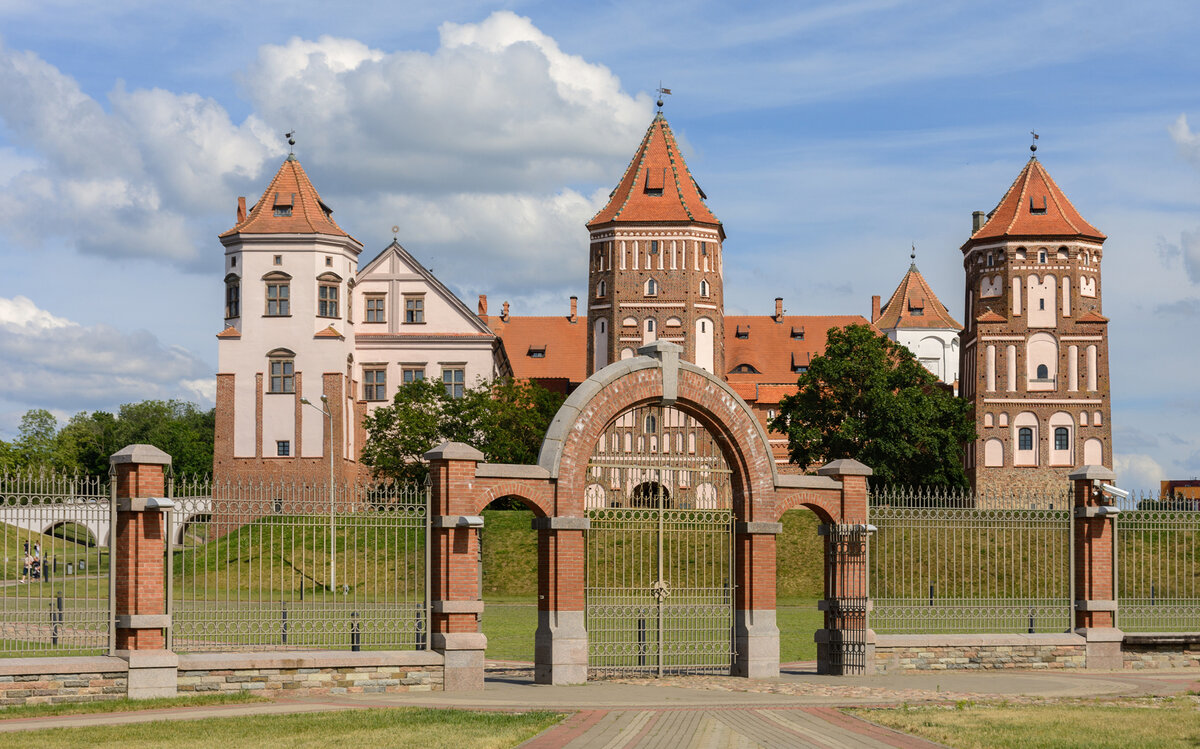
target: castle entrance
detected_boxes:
[583,403,735,677]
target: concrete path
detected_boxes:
[1,662,1197,748]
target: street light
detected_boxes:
[300,394,336,592]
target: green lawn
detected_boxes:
[0,692,264,720]
[2,707,562,749]
[851,699,1200,749]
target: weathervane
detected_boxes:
[910,243,917,270]
[1030,130,1039,154]
[285,130,296,156]
[656,82,672,109]
[391,225,399,241]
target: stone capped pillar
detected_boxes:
[814,459,875,675]
[1070,465,1123,669]
[110,444,177,699]
[533,516,588,685]
[733,521,781,678]
[425,442,487,691]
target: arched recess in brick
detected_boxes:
[538,342,780,522]
[471,479,552,518]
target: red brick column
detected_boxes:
[534,518,588,685]
[733,523,780,678]
[110,444,177,698]
[814,459,875,675]
[1069,465,1123,668]
[424,442,486,691]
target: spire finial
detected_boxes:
[1030,130,1039,154]
[910,243,917,270]
[285,130,296,159]
[391,225,399,241]
[656,82,672,110]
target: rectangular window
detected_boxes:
[276,440,290,456]
[269,359,294,393]
[273,255,283,265]
[1054,427,1070,450]
[402,367,425,385]
[266,283,289,316]
[225,282,240,319]
[325,256,333,267]
[650,240,659,254]
[318,284,339,318]
[365,296,386,323]
[442,367,465,399]
[1018,427,1034,451]
[404,295,425,323]
[363,368,386,401]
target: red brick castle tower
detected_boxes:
[960,145,1112,494]
[586,109,726,375]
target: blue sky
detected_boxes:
[1,1,1198,491]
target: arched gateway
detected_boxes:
[424,341,873,688]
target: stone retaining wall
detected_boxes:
[874,634,1087,673]
[1122,635,1200,669]
[0,657,128,706]
[177,651,443,695]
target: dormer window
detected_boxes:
[735,326,749,339]
[908,297,925,316]
[1029,196,1047,215]
[528,346,546,358]
[644,167,665,196]
[791,327,805,340]
[272,192,294,217]
[731,363,759,374]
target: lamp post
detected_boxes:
[300,395,336,592]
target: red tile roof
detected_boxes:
[220,157,355,241]
[968,157,1104,244]
[975,310,1007,324]
[725,315,874,402]
[587,113,722,234]
[486,314,588,385]
[216,326,241,339]
[314,325,344,339]
[1076,310,1109,323]
[874,265,962,330]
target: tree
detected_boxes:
[362,378,566,483]
[770,324,975,487]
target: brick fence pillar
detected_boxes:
[733,522,781,678]
[110,444,177,698]
[425,442,487,691]
[1070,465,1123,669]
[533,517,588,685]
[814,459,874,675]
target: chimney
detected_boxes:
[477,294,487,317]
[774,297,784,322]
[237,197,246,223]
[569,296,578,323]
[871,295,881,322]
[501,301,510,322]
[972,210,986,233]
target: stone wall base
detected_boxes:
[178,651,443,696]
[0,657,129,707]
[874,634,1087,673]
[1123,634,1200,669]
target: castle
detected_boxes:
[213,114,1112,491]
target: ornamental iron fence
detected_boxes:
[0,468,113,656]
[869,485,1073,634]
[1114,492,1200,632]
[168,474,429,652]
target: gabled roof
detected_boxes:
[874,264,962,331]
[966,156,1105,246]
[356,240,495,337]
[220,156,356,242]
[1077,310,1109,323]
[975,310,1007,324]
[486,314,587,385]
[587,112,722,235]
[724,315,874,399]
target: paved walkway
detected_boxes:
[1,662,1197,748]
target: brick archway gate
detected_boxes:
[424,341,875,689]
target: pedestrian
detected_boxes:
[20,551,33,583]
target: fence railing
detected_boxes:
[0,469,113,656]
[1115,493,1200,632]
[168,475,429,652]
[869,486,1073,634]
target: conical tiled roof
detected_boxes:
[588,112,721,233]
[220,156,354,240]
[967,156,1104,245]
[874,264,962,331]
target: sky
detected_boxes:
[1,0,1198,492]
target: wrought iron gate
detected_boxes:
[584,404,735,677]
[822,523,871,675]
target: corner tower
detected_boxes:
[586,112,725,375]
[960,149,1111,495]
[214,155,364,484]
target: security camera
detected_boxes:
[1098,484,1129,501]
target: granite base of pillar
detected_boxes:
[1078,627,1124,670]
[733,609,780,678]
[433,633,486,691]
[117,650,178,699]
[535,609,587,685]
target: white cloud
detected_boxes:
[1168,114,1200,170]
[0,295,214,417]
[1113,453,1166,495]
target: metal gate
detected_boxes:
[822,523,871,675]
[584,404,735,677]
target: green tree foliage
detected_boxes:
[1,400,215,476]
[770,324,975,487]
[362,378,566,483]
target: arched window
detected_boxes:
[986,253,994,267]
[1036,364,1049,379]
[1018,427,1033,451]
[224,274,240,319]
[646,319,656,333]
[699,279,710,296]
[1039,250,1047,264]
[266,349,295,394]
[596,280,606,298]
[1054,427,1069,450]
[644,413,657,433]
[645,278,658,296]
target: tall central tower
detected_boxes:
[960,149,1112,494]
[586,112,726,375]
